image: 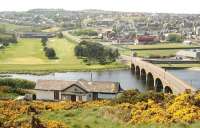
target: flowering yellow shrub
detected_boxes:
[45,120,68,128]
[131,100,169,124]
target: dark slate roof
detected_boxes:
[35,79,121,93]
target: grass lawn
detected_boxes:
[40,108,132,128]
[0,38,126,73]
[125,43,199,50]
[134,49,178,57]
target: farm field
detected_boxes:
[0,38,126,73]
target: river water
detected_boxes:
[1,69,200,91]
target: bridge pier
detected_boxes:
[141,69,147,84]
[155,78,164,92]
[136,66,140,79]
[131,64,135,74]
[147,73,154,90]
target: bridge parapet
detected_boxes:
[131,57,195,94]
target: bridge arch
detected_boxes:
[164,86,173,94]
[141,69,146,83]
[131,64,135,73]
[136,66,140,79]
[147,72,154,90]
[155,78,163,92]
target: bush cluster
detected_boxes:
[72,29,98,36]
[0,78,35,89]
[75,40,120,64]
[105,90,200,124]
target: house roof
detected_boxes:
[35,79,121,93]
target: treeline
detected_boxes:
[75,41,120,64]
[72,29,98,36]
[41,37,57,59]
[0,34,17,47]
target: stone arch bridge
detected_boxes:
[131,57,195,94]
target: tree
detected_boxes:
[57,32,63,38]
[167,33,182,42]
[41,36,48,46]
[74,41,120,64]
[45,48,56,59]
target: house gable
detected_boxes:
[62,84,88,94]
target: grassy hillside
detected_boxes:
[0,38,126,73]
[1,91,200,128]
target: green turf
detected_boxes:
[40,108,132,128]
[0,38,49,64]
[0,38,126,73]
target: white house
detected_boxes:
[34,79,122,101]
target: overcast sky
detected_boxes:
[1,0,200,14]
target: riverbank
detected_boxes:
[0,64,128,75]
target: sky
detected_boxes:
[1,0,200,14]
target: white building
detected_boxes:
[183,40,192,45]
[176,49,200,60]
[34,79,122,101]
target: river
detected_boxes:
[1,69,200,91]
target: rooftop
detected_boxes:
[35,79,122,93]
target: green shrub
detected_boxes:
[113,90,169,104]
[72,29,98,36]
[0,78,35,89]
[167,33,182,42]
